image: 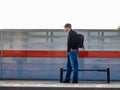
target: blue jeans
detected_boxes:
[65,51,78,81]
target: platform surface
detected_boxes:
[0,80,120,88]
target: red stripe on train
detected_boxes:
[1,50,120,58]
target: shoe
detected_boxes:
[72,81,78,83]
[63,80,70,83]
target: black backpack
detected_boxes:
[77,34,84,48]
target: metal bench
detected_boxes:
[60,68,110,83]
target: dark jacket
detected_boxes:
[67,29,78,52]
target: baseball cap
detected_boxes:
[64,23,72,28]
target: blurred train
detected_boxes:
[0,29,120,80]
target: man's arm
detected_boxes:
[68,31,78,49]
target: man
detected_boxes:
[63,23,79,83]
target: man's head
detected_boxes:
[64,23,72,32]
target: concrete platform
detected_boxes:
[0,80,120,90]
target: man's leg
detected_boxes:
[64,53,72,82]
[69,51,78,82]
